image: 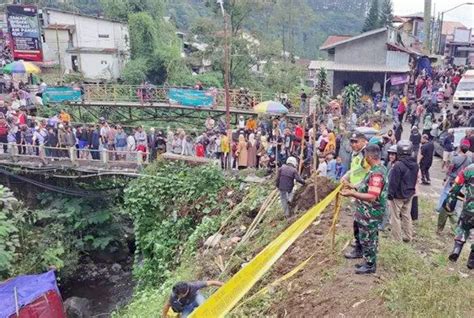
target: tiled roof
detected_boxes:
[320,35,352,49]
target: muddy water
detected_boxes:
[60,257,135,317]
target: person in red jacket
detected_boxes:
[195,142,205,157]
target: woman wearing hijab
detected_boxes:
[247,133,257,168]
[324,131,336,156]
[236,134,248,170]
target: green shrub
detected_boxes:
[124,162,227,287]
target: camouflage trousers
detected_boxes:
[454,212,474,251]
[356,219,381,264]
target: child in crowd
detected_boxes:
[317,153,328,177]
[326,153,337,181]
[335,156,346,181]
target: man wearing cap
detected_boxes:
[341,132,369,259]
[341,144,388,274]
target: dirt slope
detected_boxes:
[268,203,388,317]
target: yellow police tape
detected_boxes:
[189,184,342,318]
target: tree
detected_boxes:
[269,0,317,59]
[379,0,394,28]
[362,0,379,32]
[314,68,330,112]
[100,0,164,21]
[128,12,158,59]
[343,84,362,116]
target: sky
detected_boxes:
[393,0,474,28]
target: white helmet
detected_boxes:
[286,156,297,167]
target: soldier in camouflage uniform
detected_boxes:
[447,163,474,269]
[341,144,388,274]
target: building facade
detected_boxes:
[314,28,415,96]
[41,8,129,81]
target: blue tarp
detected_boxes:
[168,88,214,108]
[416,57,432,78]
[42,87,82,104]
[0,271,59,318]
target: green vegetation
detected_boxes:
[124,161,230,287]
[115,180,276,317]
[343,83,362,115]
[363,0,380,32]
[0,177,129,281]
[378,197,474,317]
[314,68,331,112]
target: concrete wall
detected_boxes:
[42,29,69,65]
[334,31,388,65]
[44,10,130,80]
[64,52,121,80]
[45,10,129,52]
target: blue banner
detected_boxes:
[168,88,214,108]
[42,87,82,104]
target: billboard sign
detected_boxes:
[6,5,43,62]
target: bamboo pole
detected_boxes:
[330,193,342,251]
[313,101,319,203]
[298,118,306,174]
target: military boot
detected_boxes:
[344,245,363,259]
[448,241,464,262]
[467,250,474,270]
[355,262,376,274]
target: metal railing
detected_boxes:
[0,142,151,167]
[81,84,305,113]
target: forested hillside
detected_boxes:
[19,0,370,58]
[165,0,371,58]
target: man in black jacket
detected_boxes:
[409,126,421,156]
[388,140,419,242]
[276,156,305,218]
[419,134,434,185]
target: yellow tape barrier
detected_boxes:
[189,184,342,317]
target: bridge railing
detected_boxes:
[81,85,304,113]
[0,142,151,167]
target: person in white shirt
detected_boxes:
[317,154,328,177]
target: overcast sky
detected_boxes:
[393,0,474,27]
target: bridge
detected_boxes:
[64,85,305,124]
[0,143,214,176]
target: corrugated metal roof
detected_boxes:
[308,60,409,73]
[320,28,387,50]
[309,60,335,70]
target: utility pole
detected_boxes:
[55,26,63,83]
[218,0,231,170]
[423,0,432,53]
[218,0,231,131]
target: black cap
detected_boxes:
[350,132,367,141]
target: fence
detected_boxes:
[0,142,150,168]
[81,85,304,113]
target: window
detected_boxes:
[71,55,79,72]
[98,34,110,38]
